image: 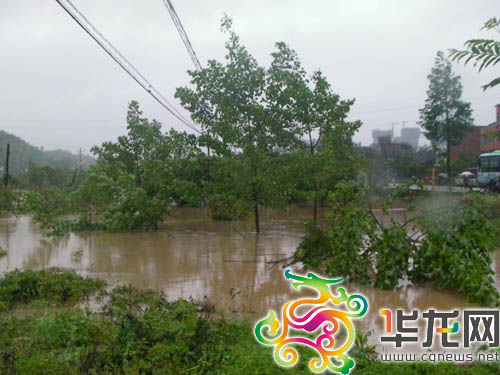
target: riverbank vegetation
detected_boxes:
[294,183,500,306]
[0,269,498,375]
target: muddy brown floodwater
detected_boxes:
[1,207,499,350]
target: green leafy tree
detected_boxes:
[390,153,428,180]
[87,101,173,230]
[159,129,206,207]
[23,101,208,235]
[88,101,208,230]
[266,43,362,221]
[294,182,500,306]
[176,17,300,233]
[419,51,473,186]
[450,17,500,90]
[22,164,71,188]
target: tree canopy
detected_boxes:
[419,51,473,184]
[176,16,361,229]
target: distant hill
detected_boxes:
[0,130,95,176]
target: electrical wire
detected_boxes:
[161,0,202,71]
[64,0,191,124]
[54,0,201,134]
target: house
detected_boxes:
[450,104,500,161]
[480,104,500,153]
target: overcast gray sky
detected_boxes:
[1,0,500,154]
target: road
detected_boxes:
[390,184,481,193]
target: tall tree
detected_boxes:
[87,101,198,230]
[176,17,300,233]
[419,51,473,187]
[266,43,361,222]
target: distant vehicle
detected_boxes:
[478,150,500,188]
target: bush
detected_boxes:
[0,268,105,311]
[461,193,500,242]
[294,182,500,306]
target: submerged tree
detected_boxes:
[176,17,301,233]
[294,181,500,307]
[266,43,362,222]
[25,101,204,235]
[419,51,473,187]
[88,101,207,230]
[87,101,172,230]
[177,17,361,229]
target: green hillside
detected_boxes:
[0,130,95,176]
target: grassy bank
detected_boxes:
[0,269,498,375]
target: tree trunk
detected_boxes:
[313,195,318,223]
[446,137,452,191]
[251,159,260,234]
[254,202,260,234]
[69,148,83,189]
[309,130,318,223]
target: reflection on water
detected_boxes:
[0,208,499,348]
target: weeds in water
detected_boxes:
[71,248,84,262]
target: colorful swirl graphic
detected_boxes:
[254,270,368,374]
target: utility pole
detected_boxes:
[69,148,84,188]
[3,143,10,187]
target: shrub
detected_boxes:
[0,268,105,311]
[294,182,500,306]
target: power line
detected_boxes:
[161,0,202,71]
[56,0,199,133]
[54,0,201,134]
[64,0,191,124]
[160,0,211,154]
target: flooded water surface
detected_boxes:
[1,208,499,348]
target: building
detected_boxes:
[450,104,500,161]
[480,104,500,153]
[374,126,420,150]
[450,127,481,161]
[372,129,393,145]
[399,127,420,150]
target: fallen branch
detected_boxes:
[266,255,295,268]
